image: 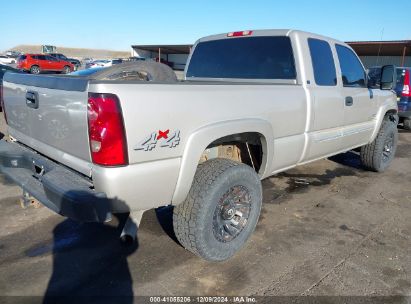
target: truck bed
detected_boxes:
[3,72,307,176]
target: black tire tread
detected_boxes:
[173,159,241,258]
[360,117,397,172]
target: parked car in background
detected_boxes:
[86,59,111,69]
[69,66,106,76]
[85,59,123,69]
[48,53,81,70]
[0,64,23,111]
[0,55,16,64]
[129,56,146,61]
[82,58,94,65]
[396,68,411,130]
[112,58,123,65]
[17,54,74,74]
[5,51,21,58]
[368,66,411,130]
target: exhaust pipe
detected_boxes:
[120,216,138,243]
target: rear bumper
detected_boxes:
[0,140,113,222]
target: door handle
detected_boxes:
[345,96,354,106]
[26,91,39,109]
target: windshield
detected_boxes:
[187,36,296,80]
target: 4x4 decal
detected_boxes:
[134,130,181,151]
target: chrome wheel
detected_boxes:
[213,185,251,243]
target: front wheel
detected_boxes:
[360,116,398,172]
[173,158,262,261]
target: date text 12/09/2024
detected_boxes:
[149,296,257,303]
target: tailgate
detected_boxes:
[2,72,92,176]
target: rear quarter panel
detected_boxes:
[88,82,307,165]
[88,81,307,207]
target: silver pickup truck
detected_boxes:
[0,30,398,261]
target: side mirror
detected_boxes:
[380,65,396,90]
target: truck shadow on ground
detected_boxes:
[155,206,179,243]
[42,216,137,304]
[328,151,363,169]
[263,165,357,205]
[40,190,139,304]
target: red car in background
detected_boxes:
[17,54,74,74]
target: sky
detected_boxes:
[1,0,410,51]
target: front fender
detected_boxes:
[171,118,274,205]
[369,93,398,143]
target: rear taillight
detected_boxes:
[87,93,128,166]
[227,30,253,37]
[0,84,7,124]
[401,70,410,97]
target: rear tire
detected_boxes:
[360,116,398,172]
[91,61,178,82]
[404,118,411,131]
[30,65,40,74]
[62,66,71,74]
[173,159,262,261]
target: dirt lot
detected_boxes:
[0,115,410,301]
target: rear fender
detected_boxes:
[171,118,274,205]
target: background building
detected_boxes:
[348,40,411,68]
[131,44,191,70]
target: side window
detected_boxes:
[308,38,337,86]
[336,45,366,87]
[37,55,46,61]
[47,55,58,61]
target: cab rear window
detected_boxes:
[186,36,296,80]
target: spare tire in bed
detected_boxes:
[91,61,178,82]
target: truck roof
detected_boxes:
[197,29,345,46]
